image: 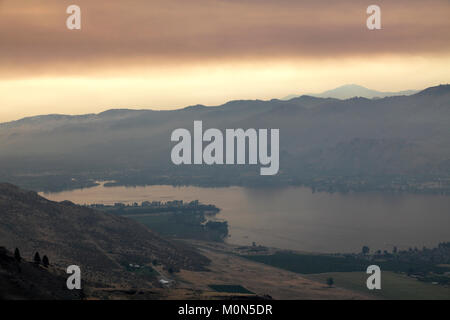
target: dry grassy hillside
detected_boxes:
[0,183,209,288]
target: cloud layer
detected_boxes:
[1,0,449,77]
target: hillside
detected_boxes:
[0,247,83,300]
[0,84,449,193]
[0,183,209,288]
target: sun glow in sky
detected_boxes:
[0,0,449,122]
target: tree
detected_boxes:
[326,277,334,287]
[42,255,49,268]
[33,252,41,265]
[14,248,21,263]
[362,246,370,255]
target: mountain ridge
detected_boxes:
[3,84,448,126]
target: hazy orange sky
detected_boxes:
[0,0,449,122]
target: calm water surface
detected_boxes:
[41,184,450,253]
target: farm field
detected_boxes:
[306,272,450,300]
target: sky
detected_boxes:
[0,0,449,122]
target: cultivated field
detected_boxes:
[306,271,450,300]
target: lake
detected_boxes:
[40,184,450,253]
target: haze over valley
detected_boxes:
[1,84,449,195]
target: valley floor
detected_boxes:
[161,241,371,300]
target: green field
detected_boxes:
[243,251,450,274]
[122,264,159,280]
[208,284,254,294]
[306,271,450,300]
[242,251,450,299]
[132,213,228,241]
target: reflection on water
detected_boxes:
[41,184,450,253]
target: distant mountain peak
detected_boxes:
[334,84,367,89]
[283,84,418,100]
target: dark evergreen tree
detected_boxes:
[42,255,49,267]
[14,248,21,262]
[326,277,334,287]
[362,246,370,255]
[33,252,41,264]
